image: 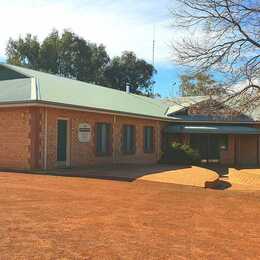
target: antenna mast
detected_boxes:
[152,25,155,67]
[152,25,156,95]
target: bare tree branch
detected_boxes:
[171,0,260,111]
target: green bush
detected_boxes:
[160,142,201,165]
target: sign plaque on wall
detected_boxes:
[78,123,91,143]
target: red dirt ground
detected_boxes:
[1,172,260,259]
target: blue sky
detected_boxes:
[0,0,182,97]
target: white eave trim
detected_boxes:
[0,101,174,122]
[30,77,37,100]
[0,101,256,124]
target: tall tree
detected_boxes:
[104,51,156,95]
[58,30,93,80]
[40,29,60,74]
[6,30,155,96]
[6,34,40,68]
[89,44,110,85]
[170,0,260,110]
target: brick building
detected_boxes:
[0,64,260,169]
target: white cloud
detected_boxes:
[0,0,177,64]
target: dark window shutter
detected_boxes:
[122,125,136,154]
[57,120,67,161]
[132,126,136,153]
[122,125,127,153]
[96,123,112,155]
[144,126,154,153]
[96,124,101,154]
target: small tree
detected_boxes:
[6,34,40,68]
[180,72,225,96]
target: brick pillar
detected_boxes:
[29,107,41,169]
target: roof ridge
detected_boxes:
[130,94,167,111]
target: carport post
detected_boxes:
[234,135,238,166]
[257,135,260,165]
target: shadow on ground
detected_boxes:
[6,164,258,190]
[0,164,191,182]
[208,180,232,190]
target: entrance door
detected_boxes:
[190,134,220,163]
[190,134,208,161]
[208,134,220,163]
[57,119,70,167]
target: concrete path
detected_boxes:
[227,168,260,190]
[31,164,219,188]
[54,165,260,190]
[15,164,260,190]
[138,166,219,188]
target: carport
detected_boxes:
[165,124,260,165]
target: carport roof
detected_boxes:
[165,125,260,135]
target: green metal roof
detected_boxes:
[162,96,210,115]
[162,95,260,122]
[0,64,170,119]
[165,125,260,134]
[1,64,260,123]
[0,78,32,102]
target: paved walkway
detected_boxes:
[139,166,218,188]
[15,164,260,190]
[53,165,260,190]
[33,164,219,188]
[227,168,260,190]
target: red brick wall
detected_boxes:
[223,134,260,166]
[2,106,260,169]
[29,107,41,168]
[38,107,164,169]
[0,107,31,169]
[220,135,235,165]
[236,135,258,165]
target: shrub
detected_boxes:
[160,142,201,165]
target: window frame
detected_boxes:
[143,126,155,153]
[95,122,112,156]
[122,124,136,155]
[56,117,70,167]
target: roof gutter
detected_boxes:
[0,100,175,122]
[170,118,258,125]
[0,100,258,124]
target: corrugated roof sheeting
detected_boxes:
[162,96,210,115]
[0,64,170,119]
[1,64,260,122]
[0,78,32,102]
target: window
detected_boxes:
[122,125,136,154]
[144,126,154,153]
[96,123,111,155]
[57,119,68,162]
[219,135,228,150]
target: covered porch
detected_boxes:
[164,124,260,166]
